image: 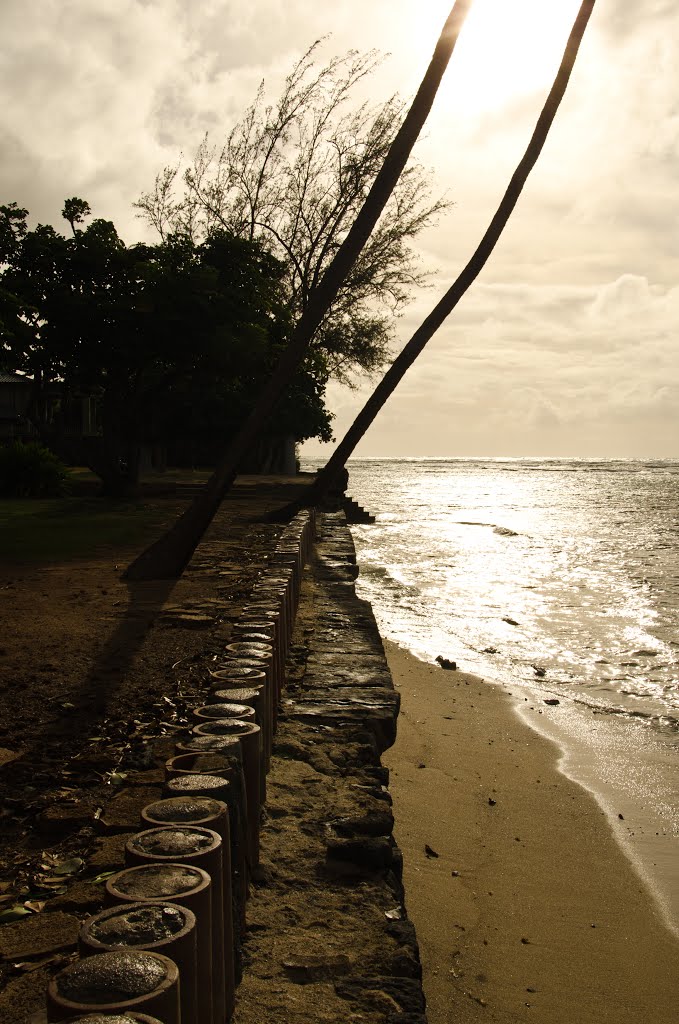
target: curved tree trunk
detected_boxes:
[125,1,475,580]
[298,0,597,511]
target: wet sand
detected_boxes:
[383,640,679,1023]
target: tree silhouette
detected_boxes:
[1,205,313,496]
[125,0,475,580]
[62,197,92,236]
[137,43,450,383]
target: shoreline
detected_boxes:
[382,639,679,1023]
[374,623,679,937]
[511,685,679,938]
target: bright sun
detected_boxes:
[422,0,584,114]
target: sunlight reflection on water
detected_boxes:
[319,457,679,731]
[310,456,679,932]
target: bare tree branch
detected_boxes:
[135,44,449,380]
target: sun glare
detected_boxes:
[420,0,584,115]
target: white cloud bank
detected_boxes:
[310,272,678,458]
[1,0,677,457]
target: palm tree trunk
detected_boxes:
[300,0,596,510]
[125,1,475,580]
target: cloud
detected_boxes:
[0,1,443,240]
[1,1,677,458]
[305,271,679,457]
[599,0,676,42]
[0,0,197,231]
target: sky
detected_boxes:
[1,0,677,458]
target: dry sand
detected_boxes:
[383,640,679,1023]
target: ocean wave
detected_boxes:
[359,562,418,595]
[454,520,519,537]
[348,457,679,731]
[547,691,679,734]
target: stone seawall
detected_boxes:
[0,503,427,1023]
[236,510,427,1024]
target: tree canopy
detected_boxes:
[136,42,450,383]
[0,201,332,494]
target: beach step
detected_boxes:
[343,495,375,524]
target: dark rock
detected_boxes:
[285,697,397,753]
[543,698,560,706]
[282,954,352,983]
[385,919,419,952]
[335,976,426,1016]
[303,657,394,689]
[360,766,390,787]
[331,809,394,838]
[390,848,404,883]
[390,947,422,979]
[435,656,457,670]
[326,836,395,870]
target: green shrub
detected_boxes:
[0,441,70,497]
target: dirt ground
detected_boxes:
[0,486,424,1024]
[0,479,297,957]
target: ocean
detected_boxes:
[302,456,679,933]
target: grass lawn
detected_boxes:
[0,497,178,563]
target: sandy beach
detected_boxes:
[383,640,679,1023]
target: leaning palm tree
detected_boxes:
[125,0,475,580]
[288,0,597,512]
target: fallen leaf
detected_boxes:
[52,857,84,876]
[0,905,32,923]
[105,772,128,786]
[92,870,117,884]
